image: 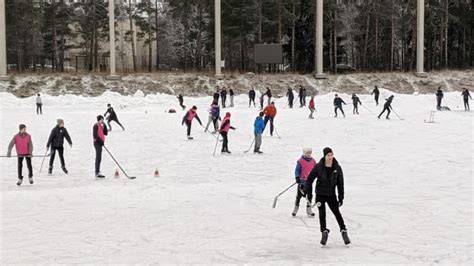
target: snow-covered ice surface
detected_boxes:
[1,91,472,265]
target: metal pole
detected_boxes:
[315,0,325,79]
[416,0,427,77]
[214,0,223,79]
[0,0,8,79]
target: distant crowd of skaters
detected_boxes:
[5,85,472,246]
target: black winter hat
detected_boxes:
[19,124,26,130]
[97,115,104,121]
[323,147,333,157]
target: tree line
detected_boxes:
[5,0,474,74]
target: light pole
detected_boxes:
[315,0,325,79]
[107,0,120,80]
[214,0,223,79]
[415,0,427,77]
[0,0,8,80]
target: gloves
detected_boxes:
[69,143,73,148]
[338,199,343,207]
[295,176,301,183]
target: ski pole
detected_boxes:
[39,148,49,173]
[272,182,297,208]
[361,104,376,115]
[213,133,220,157]
[243,139,255,153]
[103,146,136,179]
[391,108,404,120]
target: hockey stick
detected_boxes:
[391,108,405,120]
[201,124,219,140]
[272,182,297,208]
[103,146,136,179]
[243,139,255,153]
[213,134,220,157]
[39,148,50,173]
[273,126,282,139]
[361,104,376,115]
[0,154,50,158]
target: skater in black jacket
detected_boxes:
[213,88,220,103]
[378,95,394,119]
[306,147,350,246]
[249,88,256,107]
[287,88,295,108]
[221,88,227,108]
[371,86,380,105]
[333,94,346,118]
[462,88,472,111]
[351,94,362,115]
[104,104,125,131]
[46,119,73,175]
[436,87,444,111]
[177,94,185,110]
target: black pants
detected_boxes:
[49,146,65,167]
[107,117,125,131]
[179,101,185,110]
[221,132,229,152]
[295,184,312,206]
[18,156,33,178]
[378,107,391,118]
[94,142,103,174]
[249,97,255,107]
[221,96,226,108]
[464,98,470,111]
[36,103,42,114]
[264,116,274,136]
[334,106,345,117]
[375,95,379,105]
[289,98,294,108]
[316,194,346,232]
[260,98,264,109]
[212,118,219,131]
[353,104,359,114]
[185,120,192,136]
[436,97,442,110]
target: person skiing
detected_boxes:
[265,87,272,105]
[305,147,350,246]
[93,115,108,178]
[46,119,73,175]
[351,94,362,115]
[263,102,277,136]
[249,88,256,107]
[259,91,265,109]
[182,106,202,139]
[298,86,305,107]
[292,148,317,217]
[177,94,185,110]
[308,96,316,119]
[229,88,235,107]
[371,86,380,105]
[334,94,346,118]
[36,93,43,115]
[204,101,220,134]
[219,112,236,154]
[253,111,265,154]
[378,95,395,119]
[436,87,444,111]
[220,88,227,108]
[7,124,34,186]
[104,104,125,131]
[287,88,295,108]
[213,88,220,103]
[461,88,472,111]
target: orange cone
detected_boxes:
[114,169,120,178]
[154,168,160,177]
